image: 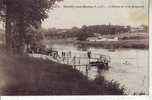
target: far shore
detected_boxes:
[44,38,149,49]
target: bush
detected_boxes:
[94,76,125,95]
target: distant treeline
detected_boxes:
[44,25,131,38]
[44,24,148,41]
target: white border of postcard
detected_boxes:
[0,0,152,99]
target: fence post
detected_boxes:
[73,56,76,69]
[86,65,88,78]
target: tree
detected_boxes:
[77,25,89,41]
[25,26,44,46]
[25,26,45,53]
[0,0,62,54]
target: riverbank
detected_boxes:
[44,32,148,49]
[44,39,148,49]
[77,39,148,49]
[0,48,125,95]
[80,32,148,49]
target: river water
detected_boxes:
[45,41,149,95]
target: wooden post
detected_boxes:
[73,56,76,69]
[86,65,88,78]
[97,67,102,76]
[67,56,69,64]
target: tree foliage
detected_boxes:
[25,26,44,45]
[0,0,62,27]
[44,24,130,40]
[77,25,89,41]
[0,0,62,54]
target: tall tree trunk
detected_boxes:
[5,4,13,53]
[5,0,26,55]
[5,6,25,54]
[17,14,26,54]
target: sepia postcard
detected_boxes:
[0,0,150,96]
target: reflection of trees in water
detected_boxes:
[76,44,89,51]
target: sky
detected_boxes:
[0,0,149,29]
[42,0,149,29]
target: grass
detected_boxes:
[0,48,125,95]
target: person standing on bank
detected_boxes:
[87,51,91,59]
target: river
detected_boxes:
[44,40,149,95]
